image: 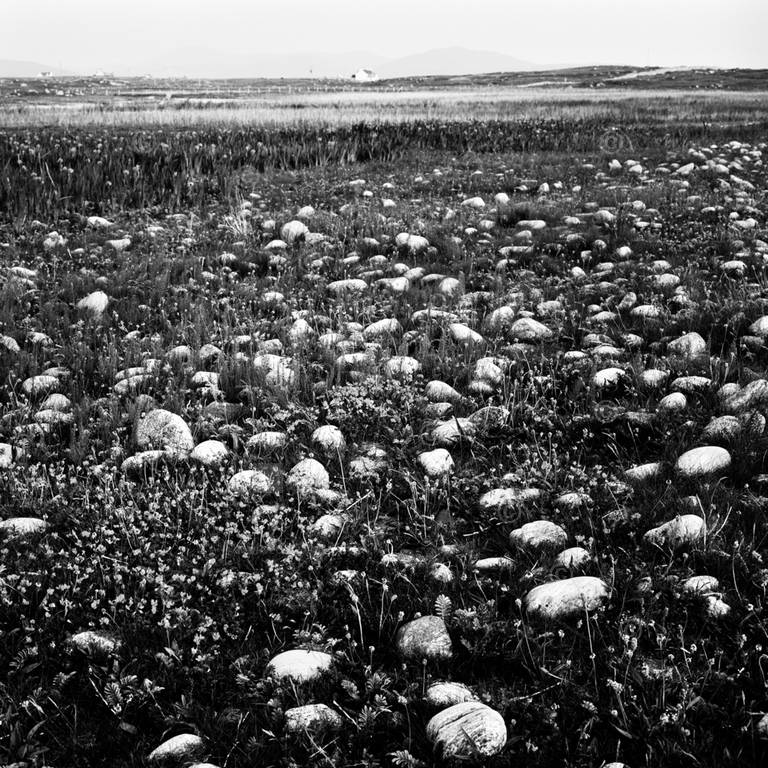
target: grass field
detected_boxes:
[0,75,767,767]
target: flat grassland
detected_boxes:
[0,71,767,768]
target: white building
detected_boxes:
[351,68,378,82]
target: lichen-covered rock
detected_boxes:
[396,615,452,661]
[426,702,507,760]
[265,649,333,683]
[524,576,609,620]
[425,681,478,709]
[228,469,277,496]
[135,408,194,457]
[284,704,343,735]
[0,516,48,540]
[69,630,121,657]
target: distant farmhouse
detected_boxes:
[351,68,378,82]
[38,71,53,78]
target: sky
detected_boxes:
[2,0,767,74]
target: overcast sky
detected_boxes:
[3,0,767,73]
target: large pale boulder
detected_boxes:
[644,514,705,550]
[286,458,330,496]
[426,702,507,760]
[676,446,731,478]
[191,440,229,467]
[135,408,194,457]
[510,520,568,553]
[524,576,609,620]
[418,448,455,480]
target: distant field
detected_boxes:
[2,86,768,128]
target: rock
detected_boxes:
[656,388,688,413]
[426,702,507,760]
[265,649,333,683]
[0,517,48,541]
[431,418,476,447]
[21,374,59,399]
[426,380,463,404]
[0,443,12,468]
[286,458,330,496]
[723,379,768,414]
[121,450,167,476]
[247,431,288,453]
[418,448,455,479]
[363,318,402,341]
[592,367,625,389]
[702,416,742,444]
[474,556,515,573]
[284,703,343,735]
[311,425,346,456]
[671,375,711,394]
[69,630,121,657]
[395,615,452,661]
[524,576,609,620]
[509,317,553,342]
[681,575,720,595]
[77,290,109,315]
[327,278,368,295]
[148,734,205,764]
[228,469,277,496]
[449,323,485,346]
[667,332,706,358]
[425,681,477,709]
[479,487,542,513]
[553,547,592,572]
[280,220,309,244]
[625,462,663,485]
[510,520,568,553]
[135,409,194,457]
[676,446,731,478]
[190,440,229,467]
[385,355,421,380]
[644,514,705,550]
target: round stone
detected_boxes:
[426,702,507,760]
[676,446,731,478]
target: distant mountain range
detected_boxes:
[0,47,538,79]
[0,58,71,77]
